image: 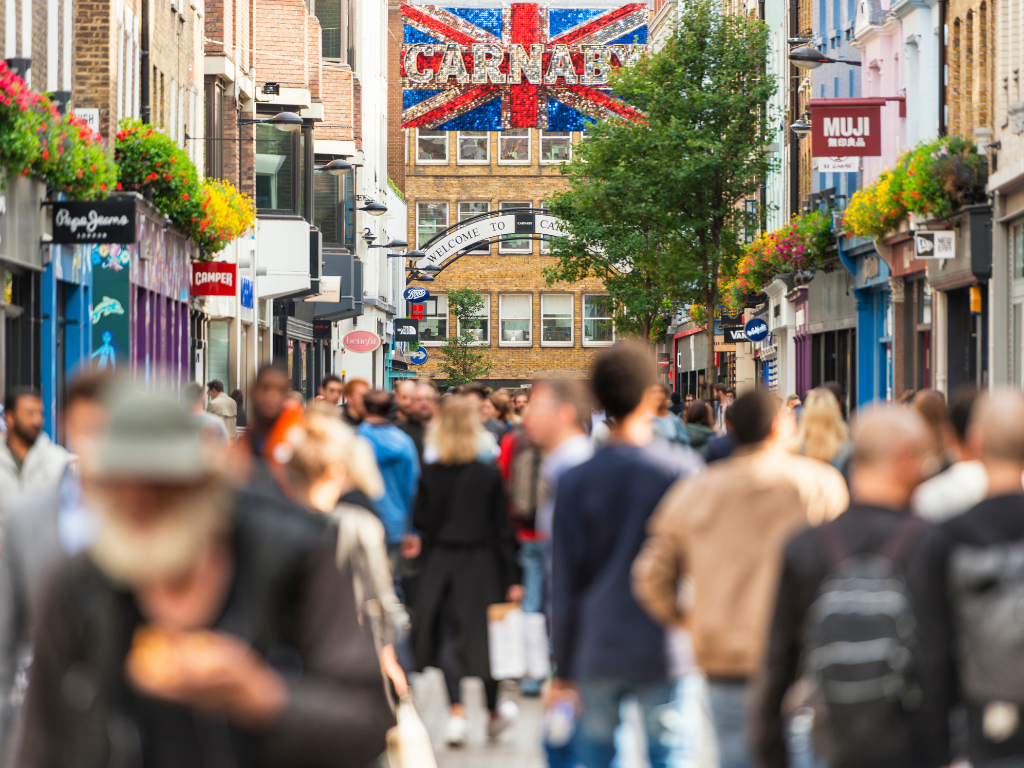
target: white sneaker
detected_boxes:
[487,699,519,741]
[445,714,468,748]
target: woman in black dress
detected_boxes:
[412,396,522,747]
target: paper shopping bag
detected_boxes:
[488,603,526,680]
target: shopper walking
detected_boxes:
[206,379,237,438]
[411,396,522,747]
[357,391,420,569]
[753,405,954,768]
[651,383,690,447]
[0,388,70,510]
[683,401,716,457]
[318,374,344,407]
[342,378,370,427]
[230,389,247,431]
[942,389,1024,765]
[632,390,848,768]
[793,388,853,477]
[394,381,434,462]
[551,344,702,768]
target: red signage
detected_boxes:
[343,330,382,353]
[191,262,237,297]
[809,99,882,157]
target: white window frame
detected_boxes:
[498,129,531,165]
[416,201,449,249]
[457,293,490,345]
[582,294,615,346]
[499,293,533,347]
[458,201,491,254]
[420,293,448,346]
[540,198,552,253]
[540,293,574,347]
[540,130,572,164]
[416,129,448,164]
[456,130,490,164]
[499,201,532,254]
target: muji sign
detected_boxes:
[401,3,648,130]
[809,99,883,157]
[190,262,237,297]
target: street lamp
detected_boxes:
[791,112,812,139]
[420,263,441,274]
[369,238,409,250]
[236,111,305,131]
[789,45,862,69]
[321,158,352,175]
[355,196,388,216]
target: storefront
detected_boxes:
[805,257,858,410]
[887,238,933,396]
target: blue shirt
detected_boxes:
[551,442,700,682]
[357,422,420,544]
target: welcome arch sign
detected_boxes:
[415,208,568,271]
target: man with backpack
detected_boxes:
[752,405,955,768]
[942,389,1024,765]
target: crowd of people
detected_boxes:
[0,351,1021,768]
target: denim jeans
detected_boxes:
[577,679,675,768]
[518,540,547,694]
[707,681,752,768]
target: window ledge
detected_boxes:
[541,341,574,348]
[416,159,449,165]
[583,340,615,347]
[499,341,534,348]
[498,159,531,165]
[419,341,445,347]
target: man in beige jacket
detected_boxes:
[632,389,848,768]
[206,379,238,439]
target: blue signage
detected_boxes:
[404,286,430,303]
[409,347,428,365]
[744,318,769,342]
[240,277,254,310]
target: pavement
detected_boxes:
[410,669,718,768]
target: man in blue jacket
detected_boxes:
[551,344,702,768]
[358,390,421,566]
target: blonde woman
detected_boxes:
[794,388,853,476]
[411,396,522,747]
[288,406,409,698]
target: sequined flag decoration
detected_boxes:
[401,3,648,130]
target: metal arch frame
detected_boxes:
[406,207,555,281]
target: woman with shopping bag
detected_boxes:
[411,396,523,747]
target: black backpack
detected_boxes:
[800,518,925,766]
[948,539,1024,704]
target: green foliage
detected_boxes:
[545,0,775,371]
[436,287,493,385]
[388,177,405,202]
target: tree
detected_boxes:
[545,0,775,387]
[437,287,493,385]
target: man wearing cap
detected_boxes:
[18,390,393,767]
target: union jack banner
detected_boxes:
[401,3,648,130]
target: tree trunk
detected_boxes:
[705,291,716,399]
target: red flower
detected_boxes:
[91,163,97,172]
[41,149,48,160]
[182,193,189,201]
[116,182,123,190]
[100,183,107,192]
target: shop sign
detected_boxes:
[240,277,254,309]
[810,102,881,157]
[404,286,430,303]
[409,347,429,365]
[914,231,956,260]
[313,320,332,340]
[817,157,860,173]
[303,276,342,303]
[744,318,769,342]
[191,262,237,297]
[343,330,381,353]
[395,318,420,343]
[724,327,747,343]
[52,198,136,244]
[657,353,670,370]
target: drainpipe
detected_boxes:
[938,0,945,136]
[140,0,150,123]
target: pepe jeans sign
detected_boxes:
[416,213,567,270]
[52,199,137,244]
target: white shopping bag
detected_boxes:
[385,696,438,768]
[488,603,527,680]
[524,612,550,680]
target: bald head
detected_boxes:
[850,404,932,509]
[970,389,1024,464]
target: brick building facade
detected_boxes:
[401,128,611,387]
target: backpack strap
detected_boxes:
[881,515,927,567]
[817,523,849,573]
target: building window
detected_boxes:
[583,294,614,345]
[459,202,490,253]
[421,293,448,344]
[313,161,355,248]
[457,131,489,163]
[1013,221,1024,279]
[417,202,448,248]
[204,79,224,180]
[541,293,573,345]
[457,293,490,343]
[255,120,299,213]
[499,294,532,345]
[416,130,448,163]
[317,0,348,61]
[540,131,572,163]
[499,201,532,253]
[917,281,933,325]
[499,129,530,163]
[540,198,552,253]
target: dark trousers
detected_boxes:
[437,583,499,710]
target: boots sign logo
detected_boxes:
[744,318,770,342]
[810,101,882,157]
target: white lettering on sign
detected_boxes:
[55,207,130,234]
[823,116,871,138]
[194,270,234,287]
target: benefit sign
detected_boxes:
[401,3,649,130]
